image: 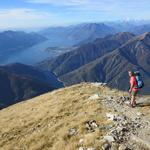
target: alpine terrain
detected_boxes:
[38,32,150,95]
[0,83,150,150]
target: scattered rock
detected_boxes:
[106,113,117,121]
[102,143,111,150]
[118,144,130,150]
[124,101,130,105]
[85,120,98,132]
[117,96,130,105]
[120,96,130,102]
[116,126,129,132]
[91,82,107,87]
[68,128,77,136]
[104,124,114,130]
[79,147,86,150]
[89,94,100,100]
[104,135,115,142]
[79,139,84,144]
[78,147,96,150]
[87,148,96,150]
[136,112,143,116]
[100,87,150,148]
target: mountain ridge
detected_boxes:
[0,83,150,150]
[0,63,63,109]
[38,32,150,94]
[38,32,135,76]
[60,32,150,94]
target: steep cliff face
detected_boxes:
[0,83,150,150]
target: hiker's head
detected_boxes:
[128,71,134,77]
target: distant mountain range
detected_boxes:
[39,22,150,44]
[0,23,117,65]
[38,32,150,94]
[38,32,135,76]
[0,63,63,109]
[2,22,150,65]
[106,22,150,34]
[39,23,116,45]
[134,24,150,34]
[0,22,150,109]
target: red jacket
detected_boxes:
[130,76,138,92]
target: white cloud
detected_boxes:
[27,0,88,6]
[26,0,150,12]
[0,8,58,29]
[27,0,116,13]
[1,0,150,30]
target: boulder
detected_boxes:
[89,94,100,100]
[104,135,115,142]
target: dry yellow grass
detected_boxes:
[0,83,146,150]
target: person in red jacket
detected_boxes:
[128,71,139,108]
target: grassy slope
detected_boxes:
[0,83,149,150]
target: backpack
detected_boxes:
[134,71,144,89]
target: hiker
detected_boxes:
[128,71,139,108]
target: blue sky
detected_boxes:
[0,0,150,29]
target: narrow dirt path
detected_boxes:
[101,92,150,150]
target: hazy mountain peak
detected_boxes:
[119,31,150,47]
[112,32,135,44]
[138,32,150,40]
[79,23,108,28]
[115,32,135,38]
